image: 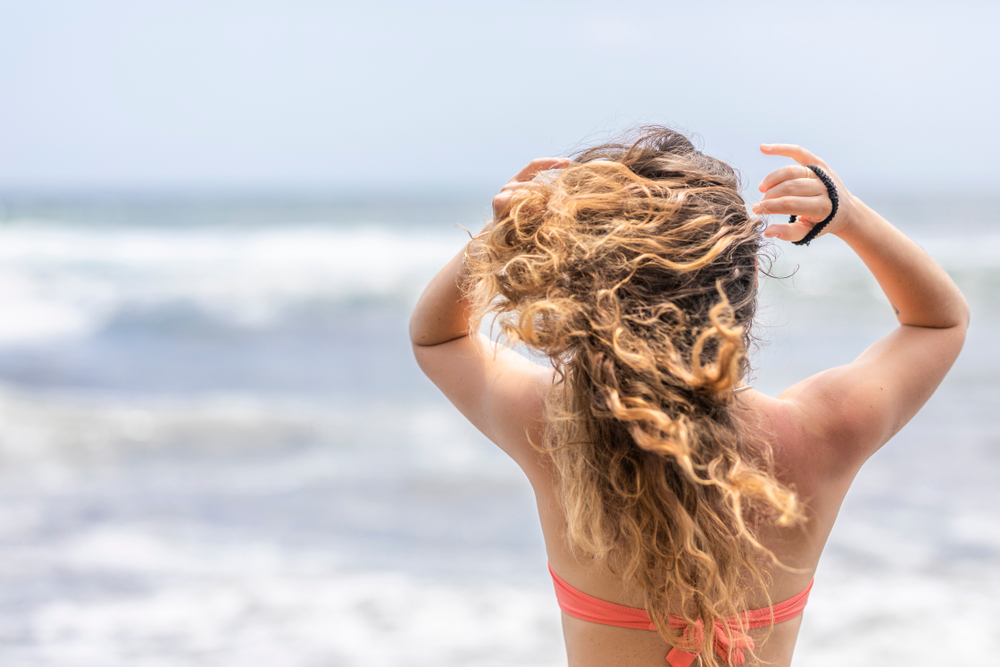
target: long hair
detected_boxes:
[465,127,804,665]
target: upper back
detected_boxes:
[530,389,855,667]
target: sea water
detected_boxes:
[0,196,996,666]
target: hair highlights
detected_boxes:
[465,127,804,665]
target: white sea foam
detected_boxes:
[16,526,564,667]
[797,557,1000,665]
[0,384,516,487]
[762,230,1000,304]
[1,381,996,666]
[0,223,465,344]
[7,521,998,667]
[2,220,998,347]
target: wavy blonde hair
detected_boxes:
[465,127,804,664]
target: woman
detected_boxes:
[408,128,968,666]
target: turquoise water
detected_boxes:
[0,196,996,666]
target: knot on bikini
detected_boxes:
[665,616,755,667]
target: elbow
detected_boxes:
[408,312,467,350]
[408,298,474,349]
[408,308,434,350]
[408,308,422,348]
[928,292,970,333]
[941,293,971,345]
[409,314,434,377]
[957,293,971,331]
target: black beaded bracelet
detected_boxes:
[790,165,839,246]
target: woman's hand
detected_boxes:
[752,144,857,243]
[488,157,570,227]
[410,156,571,349]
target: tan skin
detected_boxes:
[409,145,969,666]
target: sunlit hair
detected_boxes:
[465,127,804,665]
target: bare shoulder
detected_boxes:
[737,389,855,498]
[741,321,966,491]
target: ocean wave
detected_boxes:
[7,522,998,666]
[0,223,465,344]
[14,526,564,667]
[0,384,515,485]
[0,220,996,348]
[761,231,1000,309]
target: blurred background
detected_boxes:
[0,1,998,665]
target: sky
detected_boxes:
[1,0,998,198]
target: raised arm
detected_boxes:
[753,144,969,476]
[409,158,568,486]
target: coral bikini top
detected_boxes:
[549,563,813,667]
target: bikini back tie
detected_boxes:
[548,563,813,666]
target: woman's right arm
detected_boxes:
[753,144,969,475]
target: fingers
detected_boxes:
[493,157,570,219]
[494,181,541,203]
[509,157,570,183]
[762,222,812,243]
[492,180,546,219]
[760,176,827,200]
[757,145,828,193]
[499,181,541,194]
[756,142,847,242]
[759,143,824,168]
[758,165,823,194]
[752,195,830,221]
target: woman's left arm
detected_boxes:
[408,158,567,485]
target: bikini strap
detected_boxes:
[548,563,814,666]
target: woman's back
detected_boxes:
[536,392,840,666]
[409,130,968,666]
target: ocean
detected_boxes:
[0,195,996,666]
